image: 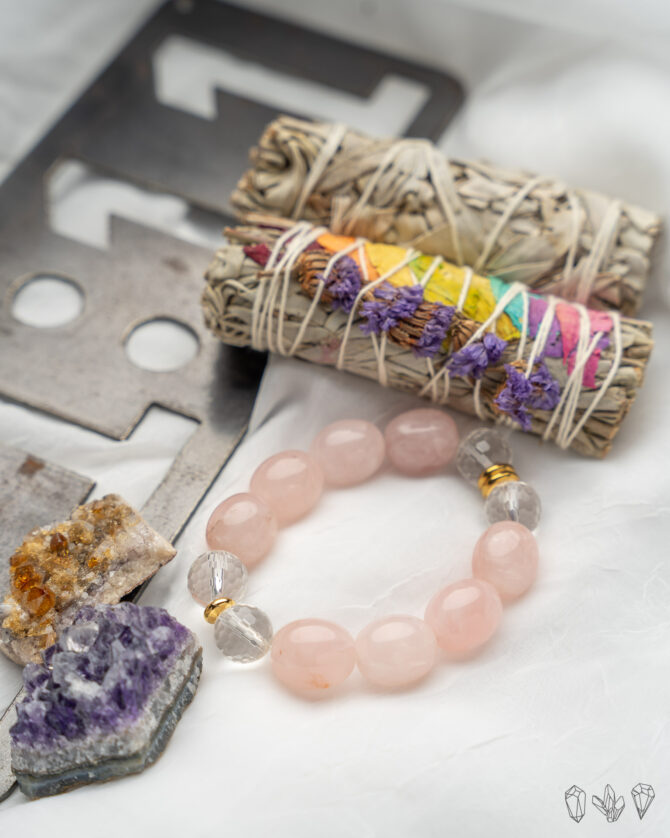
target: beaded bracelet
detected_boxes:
[187,409,541,696]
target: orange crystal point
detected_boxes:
[15,569,41,593]
[22,586,56,618]
[9,552,28,568]
[49,532,69,553]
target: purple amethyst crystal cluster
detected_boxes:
[10,603,201,799]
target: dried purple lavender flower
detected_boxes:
[447,332,507,379]
[360,282,424,335]
[494,361,561,430]
[494,365,533,430]
[527,361,561,410]
[482,332,506,364]
[316,254,362,313]
[414,303,455,358]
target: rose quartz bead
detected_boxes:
[384,408,459,476]
[424,579,503,657]
[206,493,277,569]
[250,450,324,526]
[356,615,437,688]
[472,521,539,601]
[271,619,356,695]
[311,419,385,487]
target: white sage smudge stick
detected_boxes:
[232,116,662,316]
[203,217,653,459]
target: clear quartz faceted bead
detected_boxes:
[485,481,541,530]
[187,551,248,606]
[455,428,513,484]
[214,604,273,663]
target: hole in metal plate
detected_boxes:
[11,275,84,328]
[125,317,200,372]
[153,35,430,135]
[48,159,225,251]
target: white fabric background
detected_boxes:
[1,0,669,834]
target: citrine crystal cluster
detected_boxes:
[10,603,201,799]
[1,495,176,665]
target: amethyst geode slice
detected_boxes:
[10,603,202,799]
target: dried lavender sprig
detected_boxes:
[448,333,506,379]
[315,254,362,313]
[360,282,424,334]
[494,361,561,429]
[414,304,455,357]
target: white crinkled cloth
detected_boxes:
[0,0,669,834]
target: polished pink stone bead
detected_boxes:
[384,408,459,476]
[250,450,324,526]
[424,579,503,657]
[271,619,356,695]
[206,493,277,569]
[311,419,385,487]
[472,521,539,601]
[356,615,437,688]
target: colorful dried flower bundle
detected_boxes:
[203,218,653,457]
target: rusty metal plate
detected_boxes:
[0,0,463,801]
[0,0,463,542]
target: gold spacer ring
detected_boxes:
[477,463,519,499]
[204,596,236,624]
